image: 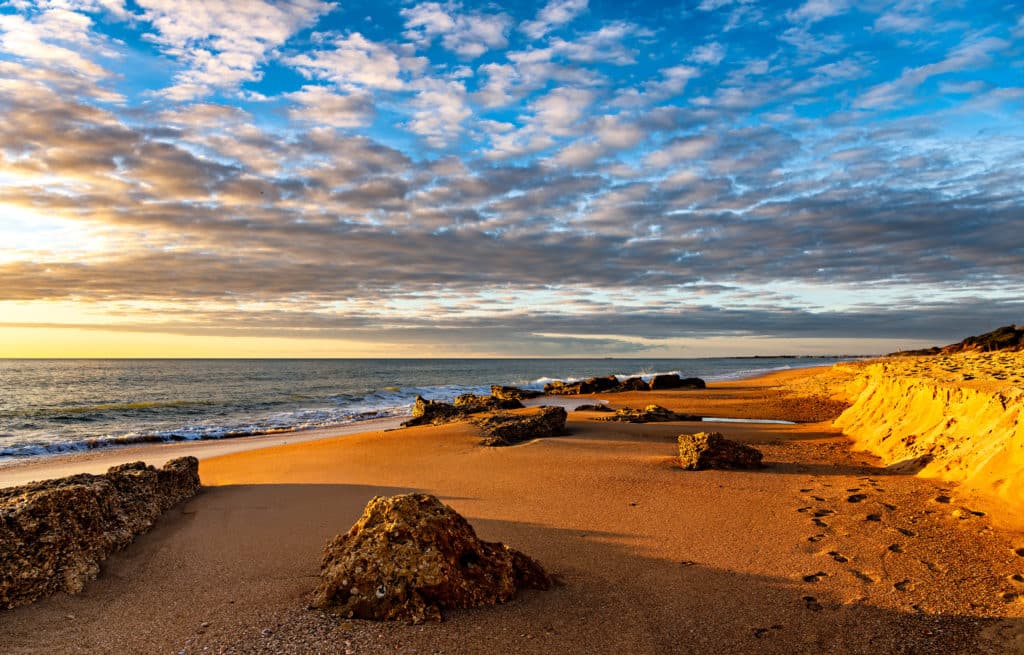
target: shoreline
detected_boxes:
[0,365,839,489]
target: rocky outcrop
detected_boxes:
[891,324,1024,356]
[312,494,551,623]
[453,393,524,413]
[599,405,702,423]
[574,403,613,412]
[543,374,707,395]
[0,457,200,610]
[677,432,763,470]
[401,395,465,427]
[490,385,543,401]
[472,406,568,446]
[648,374,707,390]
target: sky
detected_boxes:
[0,0,1022,358]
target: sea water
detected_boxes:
[0,358,850,462]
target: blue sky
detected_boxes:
[0,0,1022,356]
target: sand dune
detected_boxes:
[834,352,1024,528]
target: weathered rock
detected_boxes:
[679,377,707,389]
[544,375,621,395]
[401,395,465,427]
[599,404,702,423]
[312,493,551,623]
[0,457,200,609]
[490,385,543,401]
[618,377,648,391]
[574,403,613,412]
[647,374,705,390]
[677,432,764,470]
[454,393,523,413]
[472,406,568,446]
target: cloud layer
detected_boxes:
[0,0,1022,355]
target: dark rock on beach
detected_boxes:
[454,393,524,413]
[312,493,551,623]
[0,457,200,610]
[490,385,543,401]
[574,403,614,412]
[401,395,465,427]
[648,374,707,390]
[677,432,764,470]
[472,406,568,446]
[599,404,702,423]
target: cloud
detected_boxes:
[785,0,850,25]
[520,0,588,40]
[689,42,726,66]
[135,0,332,99]
[401,1,512,58]
[286,32,405,91]
[0,8,113,79]
[285,85,375,128]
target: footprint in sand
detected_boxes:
[1001,592,1021,603]
[807,534,826,543]
[813,509,835,517]
[797,506,813,513]
[894,579,915,592]
[826,551,849,563]
[1014,548,1024,557]
[803,571,828,583]
[1010,574,1024,585]
[802,596,823,611]
[865,514,882,522]
[751,625,784,639]
[811,496,826,502]
[812,518,829,528]
[888,543,903,553]
[847,494,868,503]
[934,495,952,504]
[850,570,875,584]
[896,527,917,537]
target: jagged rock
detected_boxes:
[677,432,764,470]
[454,393,523,413]
[312,494,551,623]
[599,404,702,423]
[574,403,613,412]
[648,374,707,390]
[544,375,620,395]
[618,377,648,391]
[0,457,200,609]
[472,406,568,446]
[490,385,543,401]
[891,324,1024,356]
[401,396,465,427]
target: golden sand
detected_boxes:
[2,366,1023,654]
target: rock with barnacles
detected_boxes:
[677,432,763,470]
[312,494,551,623]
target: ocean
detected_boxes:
[0,358,849,462]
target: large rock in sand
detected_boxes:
[677,432,763,470]
[401,395,465,427]
[312,494,551,623]
[472,406,568,446]
[0,457,200,609]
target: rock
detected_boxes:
[599,404,702,423]
[574,404,613,412]
[454,393,523,413]
[677,432,764,470]
[0,457,200,609]
[472,406,568,446]
[312,494,551,623]
[401,395,465,427]
[679,377,707,389]
[647,374,707,390]
[618,377,648,391]
[490,385,543,401]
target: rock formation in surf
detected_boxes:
[0,457,200,609]
[312,493,551,623]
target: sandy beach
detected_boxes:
[3,364,1024,654]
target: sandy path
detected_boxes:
[2,370,1023,654]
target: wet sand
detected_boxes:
[2,367,1023,654]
